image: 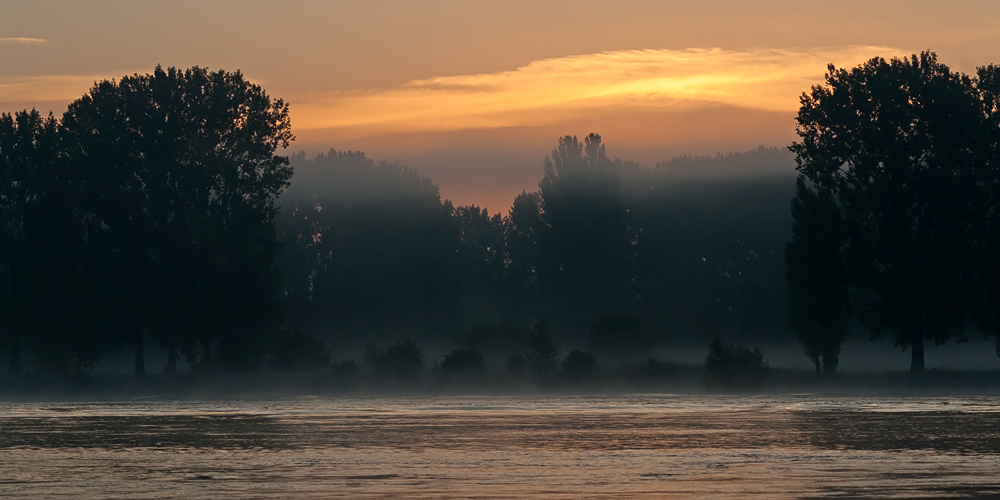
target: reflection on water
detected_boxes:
[1,395,999,498]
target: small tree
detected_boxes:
[786,177,850,375]
[525,319,559,383]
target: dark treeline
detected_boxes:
[277,142,795,367]
[3,52,1000,391]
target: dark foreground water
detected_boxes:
[2,394,999,499]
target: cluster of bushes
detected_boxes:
[262,320,772,392]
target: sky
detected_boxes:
[3,0,999,211]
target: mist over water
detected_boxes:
[3,395,999,499]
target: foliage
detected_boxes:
[704,338,768,388]
[365,340,425,381]
[561,349,598,381]
[266,328,331,372]
[440,349,486,376]
[60,65,293,375]
[537,134,635,325]
[786,177,850,375]
[790,51,992,373]
[525,319,560,383]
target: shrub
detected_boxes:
[266,328,331,372]
[364,340,425,381]
[441,349,486,376]
[704,337,768,389]
[562,349,598,381]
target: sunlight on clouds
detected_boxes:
[295,46,903,137]
[0,37,47,44]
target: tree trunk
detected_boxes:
[134,331,146,378]
[910,316,925,375]
[6,329,20,379]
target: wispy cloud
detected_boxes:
[0,37,47,45]
[294,46,904,137]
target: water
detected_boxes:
[2,394,999,498]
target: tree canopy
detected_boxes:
[789,51,995,373]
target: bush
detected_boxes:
[505,351,527,378]
[561,349,598,381]
[266,328,331,372]
[366,339,425,381]
[704,337,768,389]
[441,349,486,376]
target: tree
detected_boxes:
[790,51,989,374]
[704,338,768,389]
[278,151,459,334]
[525,319,560,383]
[786,177,850,375]
[537,134,635,325]
[60,66,293,377]
[974,64,1000,360]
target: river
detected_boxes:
[2,394,999,498]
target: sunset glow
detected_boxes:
[293,46,902,138]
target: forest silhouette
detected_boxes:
[2,52,1000,392]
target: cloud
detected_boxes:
[0,37,47,45]
[294,46,905,138]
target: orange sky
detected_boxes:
[3,0,999,212]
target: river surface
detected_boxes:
[2,394,999,499]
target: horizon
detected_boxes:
[4,1,1000,210]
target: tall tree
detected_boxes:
[786,177,849,375]
[61,66,293,376]
[790,52,989,374]
[537,134,635,325]
[974,64,1000,358]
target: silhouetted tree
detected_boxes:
[704,337,768,389]
[538,134,635,324]
[503,191,545,318]
[279,151,459,334]
[973,63,1000,360]
[266,328,331,372]
[790,52,989,374]
[525,319,560,383]
[60,66,293,376]
[786,177,850,375]
[366,340,425,381]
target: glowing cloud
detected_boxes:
[0,37,47,44]
[295,46,904,138]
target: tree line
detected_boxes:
[2,51,1000,384]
